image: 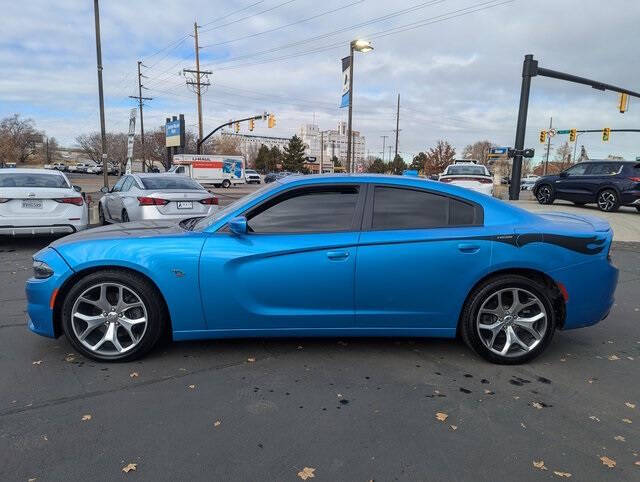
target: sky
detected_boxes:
[1,0,640,165]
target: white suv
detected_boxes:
[439,161,494,196]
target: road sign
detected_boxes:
[490,147,509,155]
[557,129,570,134]
[548,128,557,137]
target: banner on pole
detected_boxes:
[126,108,136,174]
[340,56,350,108]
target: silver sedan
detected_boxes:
[98,173,218,224]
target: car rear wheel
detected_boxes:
[597,189,620,212]
[535,184,554,204]
[61,270,167,362]
[122,210,130,222]
[460,275,556,364]
[222,179,231,188]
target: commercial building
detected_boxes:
[298,122,366,171]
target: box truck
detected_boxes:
[169,154,245,188]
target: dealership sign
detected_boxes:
[165,116,184,148]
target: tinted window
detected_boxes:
[247,186,359,233]
[564,163,588,176]
[121,177,134,192]
[0,173,68,188]
[372,186,478,229]
[446,165,487,176]
[589,162,621,175]
[111,177,126,192]
[141,176,204,190]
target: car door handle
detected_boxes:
[326,250,349,260]
[458,243,480,254]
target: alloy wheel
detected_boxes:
[70,283,148,356]
[536,185,552,204]
[476,288,548,358]
[597,190,617,211]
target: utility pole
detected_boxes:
[129,61,152,172]
[320,131,324,173]
[394,93,400,159]
[184,21,211,148]
[93,0,108,188]
[543,116,552,176]
[380,135,388,161]
[388,145,392,161]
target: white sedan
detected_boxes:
[0,168,89,235]
[438,162,494,196]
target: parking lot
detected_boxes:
[1,197,639,480]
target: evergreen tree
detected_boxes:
[254,145,271,173]
[367,158,387,173]
[269,146,283,171]
[388,154,407,175]
[283,135,306,172]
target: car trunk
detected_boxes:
[145,190,213,215]
[0,187,78,218]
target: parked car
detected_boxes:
[245,169,261,184]
[44,162,65,170]
[27,174,617,364]
[2,162,17,168]
[98,173,218,224]
[0,168,88,235]
[264,171,291,183]
[533,160,640,212]
[520,176,539,190]
[68,162,94,173]
[89,163,119,175]
[438,161,494,196]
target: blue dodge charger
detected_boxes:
[26,174,618,364]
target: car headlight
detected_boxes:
[33,260,54,279]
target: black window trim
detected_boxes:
[361,183,484,232]
[216,182,367,235]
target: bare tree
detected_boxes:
[554,141,573,170]
[461,140,495,165]
[40,137,59,163]
[0,114,41,164]
[212,135,242,156]
[423,140,456,175]
[76,132,128,169]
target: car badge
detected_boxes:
[28,192,36,197]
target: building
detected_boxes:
[299,121,366,171]
[224,133,291,165]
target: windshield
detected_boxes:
[193,182,280,230]
[0,173,69,188]
[141,176,204,190]
[446,165,487,176]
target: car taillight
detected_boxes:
[479,178,493,184]
[629,177,640,182]
[199,197,218,205]
[137,197,169,206]
[55,197,83,206]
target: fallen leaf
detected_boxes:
[297,345,303,350]
[553,471,572,478]
[588,379,595,384]
[532,402,543,409]
[188,384,195,389]
[560,358,567,362]
[32,360,42,365]
[635,461,640,466]
[533,460,547,470]
[337,340,348,346]
[627,356,635,360]
[513,396,520,400]
[41,434,48,441]
[614,435,625,442]
[521,422,526,429]
[625,402,636,409]
[129,372,139,378]
[589,415,600,422]
[608,355,620,361]
[65,354,75,362]
[450,425,457,430]
[247,357,256,363]
[28,478,36,482]
[297,467,315,480]
[622,418,632,424]
[214,420,221,427]
[435,412,448,422]
[81,414,92,421]
[122,463,137,473]
[600,456,616,468]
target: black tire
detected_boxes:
[459,274,557,365]
[222,179,231,188]
[98,204,107,225]
[636,206,640,213]
[597,189,620,212]
[121,210,130,222]
[535,184,554,205]
[61,269,167,362]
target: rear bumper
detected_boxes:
[0,224,86,235]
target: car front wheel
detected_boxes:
[61,270,167,362]
[535,185,554,204]
[460,275,557,364]
[597,189,620,212]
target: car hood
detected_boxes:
[49,220,184,248]
[534,174,559,184]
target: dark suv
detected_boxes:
[533,160,640,212]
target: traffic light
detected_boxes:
[619,93,628,113]
[235,122,240,133]
[539,130,546,143]
[249,119,254,131]
[569,128,577,142]
[602,127,610,142]
[268,114,276,128]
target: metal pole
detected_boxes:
[510,54,535,200]
[381,135,387,161]
[346,42,355,173]
[194,22,204,148]
[572,132,579,162]
[93,0,108,189]
[137,61,146,173]
[543,116,552,176]
[320,130,324,173]
[394,93,400,159]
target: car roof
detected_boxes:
[0,168,65,175]
[577,159,636,164]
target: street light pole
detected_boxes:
[346,42,355,174]
[92,0,108,189]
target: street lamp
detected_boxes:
[346,39,373,173]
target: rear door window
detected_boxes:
[588,163,621,175]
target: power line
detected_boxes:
[199,0,266,28]
[199,0,300,34]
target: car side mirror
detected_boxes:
[100,186,109,193]
[73,185,82,192]
[559,171,568,178]
[229,216,248,235]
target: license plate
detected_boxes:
[176,201,193,210]
[22,200,43,209]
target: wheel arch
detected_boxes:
[457,267,566,334]
[52,265,173,339]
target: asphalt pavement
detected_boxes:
[0,232,638,481]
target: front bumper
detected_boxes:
[25,248,74,338]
